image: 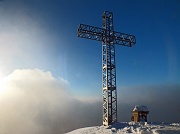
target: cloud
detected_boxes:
[0,69,179,134]
[0,69,101,134]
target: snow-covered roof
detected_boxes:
[133,105,148,112]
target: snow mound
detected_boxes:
[66,122,180,134]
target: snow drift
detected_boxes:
[66,122,180,134]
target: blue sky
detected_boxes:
[0,0,180,97]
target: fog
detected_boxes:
[118,84,180,123]
[0,69,179,134]
[0,69,101,134]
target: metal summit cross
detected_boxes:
[77,11,136,126]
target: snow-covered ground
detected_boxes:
[66,122,180,134]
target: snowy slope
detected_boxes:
[66,122,180,134]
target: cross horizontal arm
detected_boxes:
[77,24,136,47]
[113,32,136,47]
[77,24,103,41]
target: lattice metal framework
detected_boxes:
[77,11,136,126]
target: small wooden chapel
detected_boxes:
[131,105,149,122]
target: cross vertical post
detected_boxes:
[102,11,117,125]
[77,11,136,126]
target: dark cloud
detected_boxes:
[0,69,179,134]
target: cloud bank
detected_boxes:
[0,69,101,134]
[0,69,179,134]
